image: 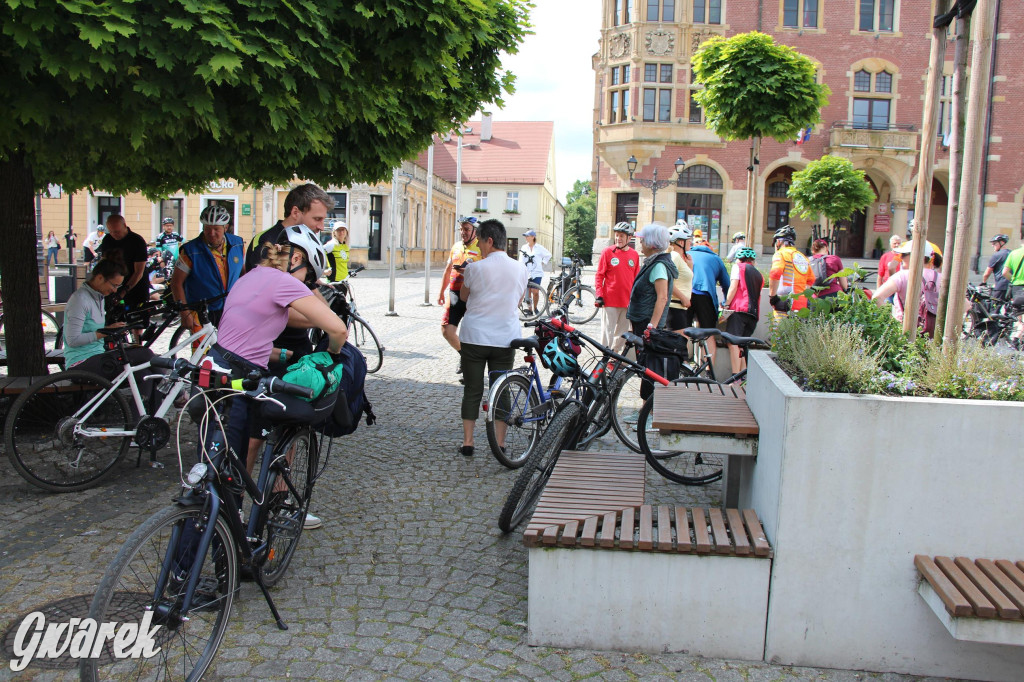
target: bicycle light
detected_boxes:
[186,463,208,487]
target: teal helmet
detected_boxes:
[736,247,758,260]
[541,336,580,377]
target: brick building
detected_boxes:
[592,0,1022,264]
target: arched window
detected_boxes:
[676,164,725,242]
[678,164,723,189]
[851,66,895,130]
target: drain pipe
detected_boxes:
[973,0,1000,272]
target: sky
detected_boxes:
[489,2,602,204]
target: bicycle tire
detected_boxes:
[0,310,63,354]
[498,401,583,533]
[638,396,723,485]
[518,282,548,323]
[561,285,599,325]
[168,323,199,359]
[81,504,237,682]
[349,314,383,373]
[5,370,132,492]
[485,372,543,468]
[577,384,613,449]
[259,429,316,587]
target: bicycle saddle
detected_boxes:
[98,322,147,337]
[684,327,721,341]
[718,332,770,350]
[510,337,541,353]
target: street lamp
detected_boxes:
[627,155,686,221]
[387,168,414,316]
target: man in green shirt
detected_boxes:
[1001,243,1024,299]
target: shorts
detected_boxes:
[529,276,543,286]
[724,311,757,339]
[443,296,467,327]
[666,307,691,331]
[689,293,718,329]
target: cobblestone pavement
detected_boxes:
[0,269,944,681]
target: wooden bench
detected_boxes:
[524,450,773,660]
[915,555,1024,646]
[651,381,759,507]
[0,349,66,368]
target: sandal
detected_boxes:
[459,445,474,457]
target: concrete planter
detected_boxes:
[742,351,1024,681]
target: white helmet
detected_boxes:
[199,204,232,226]
[613,221,634,235]
[280,224,327,282]
[668,222,692,243]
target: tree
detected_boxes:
[787,155,876,233]
[692,32,829,242]
[0,0,529,375]
[563,179,596,265]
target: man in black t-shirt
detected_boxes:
[982,234,1010,301]
[99,214,150,322]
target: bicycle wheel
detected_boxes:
[0,310,62,353]
[486,373,543,468]
[348,314,383,373]
[638,397,723,485]
[561,285,598,325]
[577,384,613,449]
[81,504,237,682]
[518,282,548,323]
[498,401,583,533]
[5,370,132,492]
[259,429,316,587]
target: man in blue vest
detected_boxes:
[170,204,244,329]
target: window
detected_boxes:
[851,67,894,130]
[645,64,657,82]
[368,195,383,260]
[767,201,790,232]
[875,72,892,93]
[647,0,675,20]
[660,64,673,83]
[505,191,520,213]
[475,191,488,212]
[643,87,671,122]
[693,0,722,24]
[688,67,703,123]
[679,164,723,189]
[854,70,872,92]
[938,75,953,141]
[658,89,672,122]
[859,0,895,32]
[615,193,640,227]
[768,181,789,198]
[327,192,347,223]
[159,199,182,235]
[97,196,122,230]
[611,68,620,86]
[676,165,725,242]
[783,0,818,28]
[615,0,633,25]
[643,88,656,121]
[608,65,630,123]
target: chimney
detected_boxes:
[481,112,493,142]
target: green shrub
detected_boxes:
[786,318,881,393]
[916,340,1024,401]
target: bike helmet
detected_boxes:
[541,336,580,377]
[732,231,746,242]
[458,216,479,226]
[736,246,758,261]
[161,217,175,225]
[279,224,328,283]
[668,224,692,243]
[773,225,797,243]
[613,221,634,234]
[199,205,232,226]
[990,234,1009,244]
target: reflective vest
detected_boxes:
[182,234,245,311]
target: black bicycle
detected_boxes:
[962,284,1024,349]
[81,355,333,681]
[519,254,598,325]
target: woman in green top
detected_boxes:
[325,221,350,282]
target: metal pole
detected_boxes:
[649,168,658,222]
[387,168,399,316]
[455,132,463,219]
[423,142,434,306]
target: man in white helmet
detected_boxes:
[595,222,640,352]
[171,204,245,329]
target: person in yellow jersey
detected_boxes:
[768,225,813,318]
[324,220,350,283]
[438,217,481,377]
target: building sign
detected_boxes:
[241,204,251,216]
[872,214,891,233]
[45,184,62,199]
[207,180,235,193]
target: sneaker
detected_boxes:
[303,512,323,530]
[623,411,640,425]
[456,356,463,374]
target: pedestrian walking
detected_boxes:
[44,231,60,266]
[595,222,639,353]
[437,216,481,377]
[520,229,551,313]
[768,225,813,319]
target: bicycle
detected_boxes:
[81,356,327,681]
[635,332,770,485]
[0,301,63,354]
[962,284,1023,349]
[518,255,598,325]
[315,267,384,374]
[3,300,219,492]
[497,317,670,532]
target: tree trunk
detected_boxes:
[0,149,46,376]
[934,12,971,337]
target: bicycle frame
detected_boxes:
[71,324,218,439]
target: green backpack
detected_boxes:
[280,351,343,401]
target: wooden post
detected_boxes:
[903,0,948,338]
[943,0,998,346]
[934,11,971,337]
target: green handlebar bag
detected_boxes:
[280,351,343,401]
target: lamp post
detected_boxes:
[387,168,414,316]
[627,155,686,222]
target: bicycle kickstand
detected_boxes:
[255,575,289,630]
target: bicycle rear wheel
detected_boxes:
[485,373,543,469]
[637,396,723,485]
[349,314,383,373]
[81,504,237,682]
[498,401,583,533]
[259,429,316,587]
[561,285,598,325]
[5,370,132,492]
[518,282,548,323]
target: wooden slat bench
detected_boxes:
[524,450,773,661]
[651,381,759,507]
[915,555,1024,646]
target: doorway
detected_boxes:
[834,210,866,258]
[368,195,383,260]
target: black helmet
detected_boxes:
[990,234,1009,244]
[773,225,796,243]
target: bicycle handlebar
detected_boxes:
[151,356,315,399]
[545,317,669,385]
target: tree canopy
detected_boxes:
[788,155,876,226]
[0,0,530,375]
[563,179,595,265]
[691,32,829,143]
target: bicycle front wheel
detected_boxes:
[81,504,237,682]
[349,314,383,373]
[498,401,583,533]
[638,396,723,485]
[0,310,62,353]
[486,373,543,468]
[518,282,548,323]
[5,370,132,492]
[259,429,317,587]
[561,285,598,324]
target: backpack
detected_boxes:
[318,341,376,437]
[920,269,939,315]
[810,255,830,287]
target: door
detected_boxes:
[368,195,383,261]
[834,210,866,258]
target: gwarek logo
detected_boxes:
[9,611,161,672]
